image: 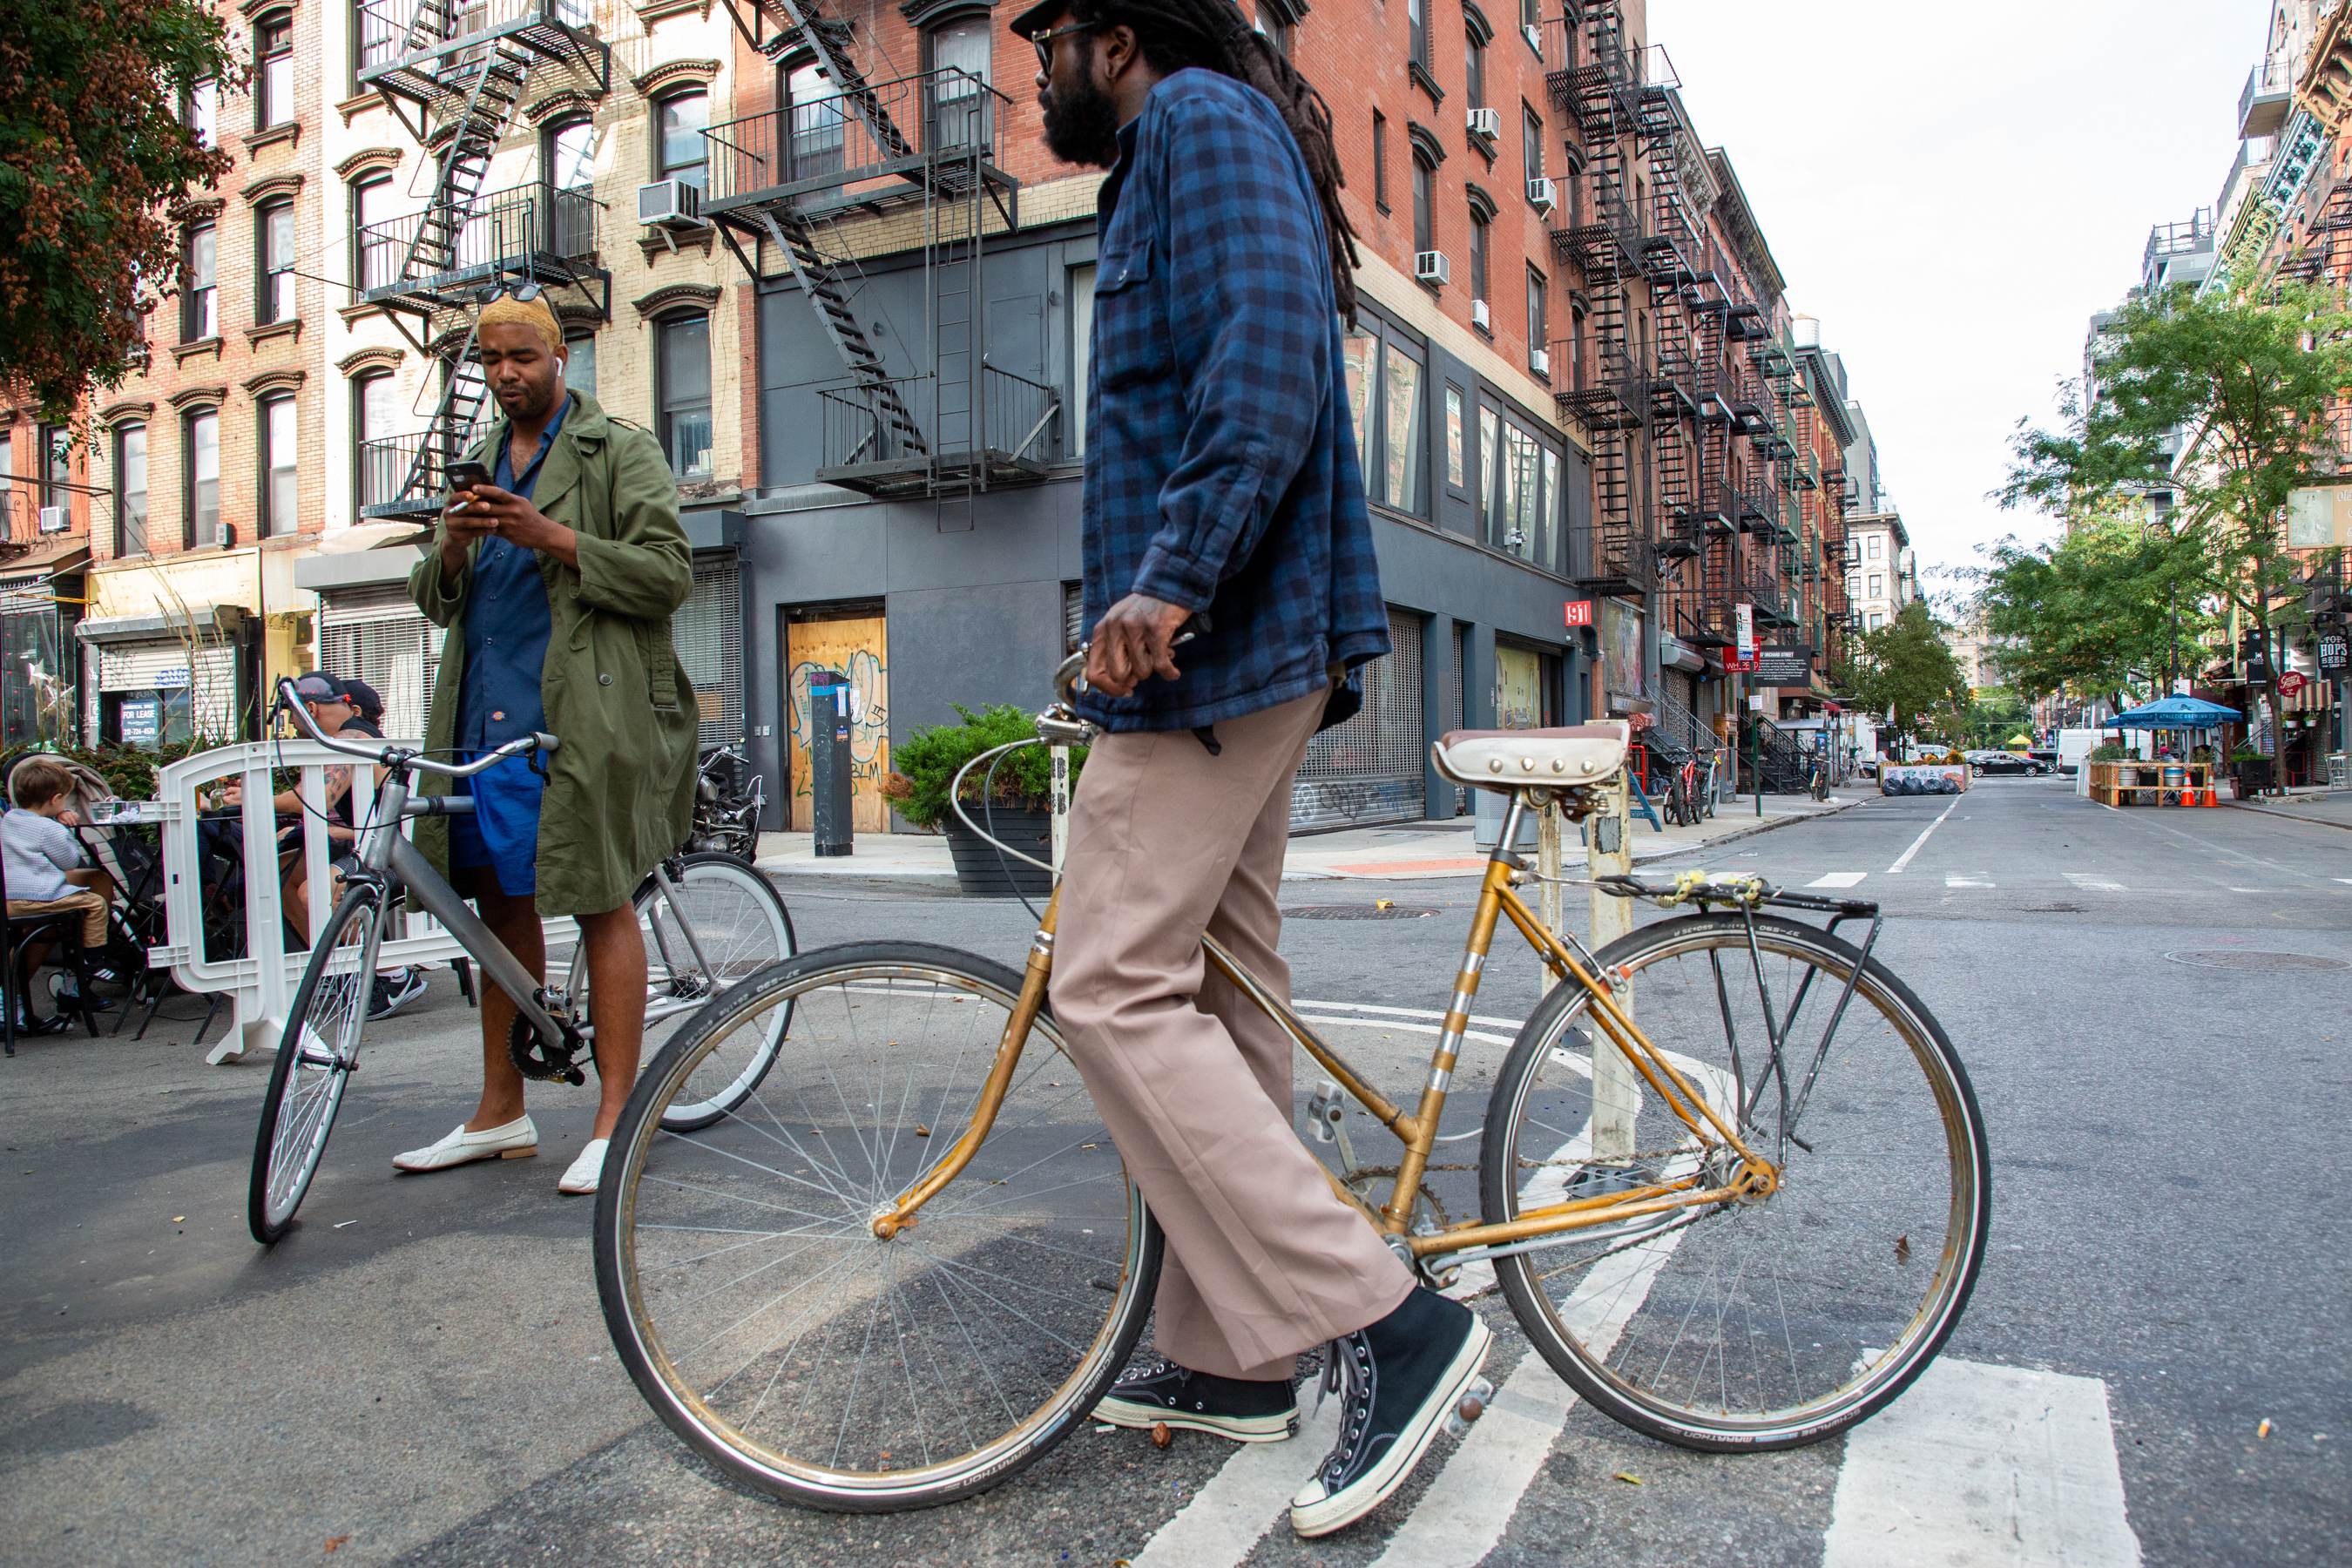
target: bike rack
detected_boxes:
[125,740,579,1065]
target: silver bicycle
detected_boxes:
[248,680,794,1244]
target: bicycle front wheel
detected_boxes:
[1479,912,1989,1450]
[595,941,1163,1512]
[249,882,384,1244]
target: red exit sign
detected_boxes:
[1565,600,1594,628]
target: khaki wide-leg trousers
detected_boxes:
[1050,687,1415,1382]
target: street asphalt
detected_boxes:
[3,775,2347,1566]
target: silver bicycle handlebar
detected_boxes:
[274,677,558,776]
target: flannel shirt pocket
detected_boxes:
[1092,244,1172,391]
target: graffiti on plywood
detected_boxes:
[787,618,890,833]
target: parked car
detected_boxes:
[1967,751,2046,776]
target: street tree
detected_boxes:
[1970,509,2215,707]
[1845,604,1972,753]
[0,0,240,424]
[1996,278,2352,754]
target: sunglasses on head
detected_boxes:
[473,280,544,304]
[1031,20,1101,71]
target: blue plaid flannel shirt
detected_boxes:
[1078,71,1390,733]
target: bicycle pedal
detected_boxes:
[1443,1377,1494,1438]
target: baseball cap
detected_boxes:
[337,676,386,720]
[289,672,345,705]
[1008,0,1071,38]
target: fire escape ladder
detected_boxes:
[754,205,928,458]
[396,37,537,287]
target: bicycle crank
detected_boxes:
[506,994,590,1085]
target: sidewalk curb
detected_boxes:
[2227,798,2350,830]
[1631,794,1870,860]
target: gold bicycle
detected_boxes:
[591,654,1991,1512]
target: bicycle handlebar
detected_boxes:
[274,677,558,777]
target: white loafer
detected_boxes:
[558,1139,610,1195]
[393,1115,537,1173]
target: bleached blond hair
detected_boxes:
[476,294,564,355]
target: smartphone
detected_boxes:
[446,460,491,496]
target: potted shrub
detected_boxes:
[886,704,1085,898]
[2230,745,2270,795]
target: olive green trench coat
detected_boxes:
[407,391,697,916]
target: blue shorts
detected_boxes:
[449,753,544,898]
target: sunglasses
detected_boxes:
[473,280,544,304]
[1031,20,1101,71]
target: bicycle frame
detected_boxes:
[869,791,1781,1266]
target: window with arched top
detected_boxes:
[657,314,713,478]
[926,16,993,151]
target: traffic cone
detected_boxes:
[2202,786,2218,807]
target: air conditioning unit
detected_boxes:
[1467,106,1502,139]
[1531,348,1551,377]
[1527,176,1558,213]
[206,520,235,548]
[37,505,67,535]
[638,179,703,227]
[1524,23,1543,53]
[1414,250,1450,285]
[1470,298,1490,330]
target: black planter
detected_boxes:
[941,805,1055,898]
[2234,757,2274,791]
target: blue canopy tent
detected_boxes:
[2105,697,2241,729]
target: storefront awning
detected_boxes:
[0,539,91,590]
[77,604,243,645]
[1659,634,1707,673]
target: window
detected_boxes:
[564,333,597,402]
[39,424,70,512]
[260,395,297,536]
[1866,573,1882,599]
[355,372,401,511]
[1411,154,1434,259]
[785,64,845,181]
[1520,0,1539,36]
[928,17,993,150]
[0,433,10,537]
[257,200,295,323]
[1464,30,1485,112]
[185,409,220,548]
[1480,404,1555,567]
[183,223,217,341]
[1523,108,1544,180]
[1409,0,1429,72]
[1068,262,1096,454]
[657,314,713,478]
[115,424,148,556]
[544,119,597,255]
[656,91,709,190]
[1372,112,1389,212]
[1444,383,1465,490]
[188,78,217,145]
[257,14,294,130]
[1468,210,1490,309]
[1341,317,1429,517]
[1866,533,1882,558]
[1526,267,1547,366]
[1868,611,1887,631]
[353,175,395,290]
[1254,2,1291,56]
[355,0,395,84]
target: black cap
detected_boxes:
[337,676,386,720]
[1008,0,1071,39]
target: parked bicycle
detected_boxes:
[588,652,1990,1513]
[247,680,794,1245]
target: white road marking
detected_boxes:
[1888,798,1961,873]
[1130,1396,1341,1568]
[2065,871,2128,892]
[1946,874,1996,889]
[1821,1358,2141,1568]
[1807,872,1868,889]
[2229,887,2263,894]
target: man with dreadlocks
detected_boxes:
[1016,0,1491,1537]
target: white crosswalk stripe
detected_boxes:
[1807,872,1869,889]
[2065,871,2128,891]
[1947,873,1996,888]
[1821,1358,2141,1566]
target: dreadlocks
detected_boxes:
[1070,0,1363,325]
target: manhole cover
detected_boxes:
[2163,950,2349,972]
[1284,905,1438,921]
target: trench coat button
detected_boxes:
[598,672,612,686]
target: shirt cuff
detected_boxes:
[1128,546,1215,612]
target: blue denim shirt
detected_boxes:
[1078,72,1389,733]
[456,393,569,750]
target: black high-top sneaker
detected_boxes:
[1288,1288,1494,1538]
[1094,1358,1299,1442]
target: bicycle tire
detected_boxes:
[1478,911,1989,1451]
[595,940,1164,1512]
[570,853,799,1132]
[248,882,385,1244]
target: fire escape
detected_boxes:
[697,1,1052,504]
[354,0,613,520]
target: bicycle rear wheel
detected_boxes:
[595,940,1162,1512]
[249,882,384,1244]
[1478,912,1989,1450]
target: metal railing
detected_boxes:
[357,431,429,510]
[701,69,1009,207]
[356,0,593,62]
[355,181,596,299]
[817,364,1059,474]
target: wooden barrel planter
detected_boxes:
[941,806,1054,898]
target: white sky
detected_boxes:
[1653,0,2259,596]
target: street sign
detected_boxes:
[2280,670,2309,696]
[2321,632,2351,672]
[1720,651,1757,673]
[1565,599,1593,628]
[1734,603,1755,659]
[1754,645,1814,686]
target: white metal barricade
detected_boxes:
[115,739,576,1064]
